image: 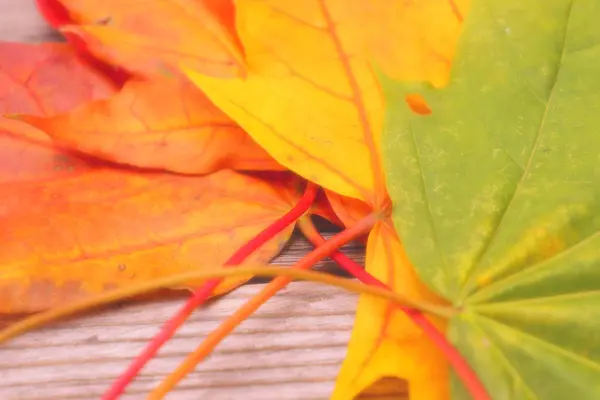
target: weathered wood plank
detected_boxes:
[0,283,359,400]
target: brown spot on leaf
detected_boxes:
[95,16,112,26]
[357,376,409,399]
[405,93,432,115]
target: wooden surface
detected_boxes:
[0,2,377,399]
[0,283,359,400]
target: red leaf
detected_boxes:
[0,42,116,116]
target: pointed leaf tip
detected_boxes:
[19,78,283,175]
[55,0,247,79]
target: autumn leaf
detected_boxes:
[0,41,115,116]
[0,39,296,314]
[54,0,245,79]
[184,0,387,203]
[354,0,469,88]
[325,190,372,228]
[184,0,466,203]
[19,77,284,175]
[0,130,298,314]
[383,0,600,398]
[0,40,117,148]
[336,223,449,399]
[183,1,467,398]
[35,0,132,86]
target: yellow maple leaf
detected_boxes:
[183,1,470,398]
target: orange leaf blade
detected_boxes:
[184,0,387,203]
[20,78,283,174]
[0,132,297,313]
[0,41,115,116]
[57,0,246,78]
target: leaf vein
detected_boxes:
[460,0,575,297]
[216,98,370,199]
[468,317,539,399]
[317,0,384,203]
[478,313,600,375]
[470,229,600,303]
[407,122,452,290]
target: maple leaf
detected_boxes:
[0,40,297,314]
[0,40,117,149]
[34,0,131,86]
[19,77,284,175]
[0,131,297,313]
[185,0,386,203]
[325,190,372,228]
[0,3,490,400]
[0,41,115,115]
[182,1,470,398]
[383,0,600,398]
[51,0,246,79]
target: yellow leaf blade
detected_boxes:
[185,0,386,203]
[20,78,283,174]
[333,222,449,400]
[58,0,246,78]
[358,0,469,88]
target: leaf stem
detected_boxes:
[0,267,447,345]
[147,214,378,399]
[101,182,319,400]
[298,217,491,400]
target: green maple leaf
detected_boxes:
[382,0,600,398]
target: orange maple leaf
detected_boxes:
[0,41,115,115]
[0,130,297,313]
[0,39,296,314]
[325,191,373,229]
[20,77,284,174]
[54,0,246,79]
[0,40,117,151]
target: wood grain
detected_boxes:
[0,283,358,400]
[0,2,402,400]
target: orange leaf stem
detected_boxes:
[298,218,491,400]
[149,215,377,399]
[101,182,319,400]
[1,265,449,345]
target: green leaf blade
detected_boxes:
[382,0,600,398]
